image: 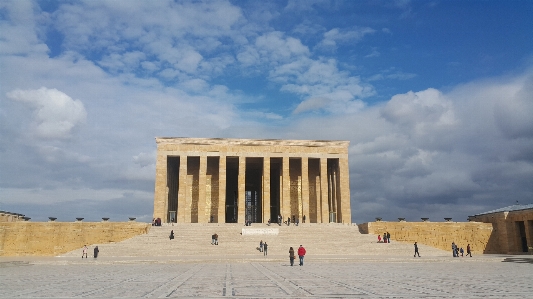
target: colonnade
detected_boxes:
[153,138,351,224]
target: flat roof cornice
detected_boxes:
[155,137,349,148]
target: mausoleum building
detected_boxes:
[153,138,351,224]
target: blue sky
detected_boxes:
[1,0,532,223]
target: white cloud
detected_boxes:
[272,58,374,114]
[0,1,49,56]
[6,87,87,139]
[238,31,310,66]
[317,27,376,50]
[381,88,457,132]
[365,49,380,58]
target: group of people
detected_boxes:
[452,242,472,257]
[413,241,473,258]
[259,241,307,266]
[273,214,305,226]
[377,232,391,243]
[82,245,99,258]
[289,245,306,266]
[259,240,268,255]
[211,233,219,245]
[151,218,162,226]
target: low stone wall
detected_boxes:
[0,212,27,222]
[0,222,150,256]
[358,221,498,254]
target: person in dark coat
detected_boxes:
[263,242,268,256]
[466,244,472,257]
[289,247,295,266]
[169,230,174,240]
[93,246,99,258]
[414,242,420,257]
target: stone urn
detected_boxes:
[129,217,136,221]
[421,217,429,222]
[444,217,452,222]
[102,217,110,222]
[398,218,405,222]
[75,217,84,222]
[375,217,382,222]
[48,217,57,222]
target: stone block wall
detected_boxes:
[0,222,150,256]
[0,212,26,222]
[359,221,498,253]
[469,209,533,254]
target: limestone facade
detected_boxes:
[468,206,533,254]
[359,221,496,253]
[154,138,351,224]
[0,222,150,256]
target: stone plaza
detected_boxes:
[1,255,532,298]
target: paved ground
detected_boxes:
[0,255,532,298]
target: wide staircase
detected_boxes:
[60,223,447,260]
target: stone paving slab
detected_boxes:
[0,256,532,298]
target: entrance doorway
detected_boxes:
[225,157,238,223]
[245,158,262,223]
[517,221,528,252]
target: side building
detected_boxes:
[153,137,351,224]
[468,204,533,254]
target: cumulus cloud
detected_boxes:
[317,27,376,50]
[6,87,87,139]
[381,88,456,133]
[0,1,49,55]
[271,58,373,114]
[237,31,310,66]
[494,75,533,139]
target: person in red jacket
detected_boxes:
[297,245,306,266]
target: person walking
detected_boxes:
[414,242,420,257]
[289,247,295,266]
[303,215,306,223]
[287,216,291,226]
[169,230,174,240]
[263,242,268,256]
[466,244,472,257]
[93,246,99,258]
[82,245,88,258]
[377,235,382,243]
[386,232,391,243]
[214,233,219,245]
[260,240,264,252]
[452,242,457,257]
[298,245,306,266]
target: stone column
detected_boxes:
[301,157,309,223]
[320,157,329,223]
[178,155,188,223]
[218,155,226,223]
[238,156,246,223]
[153,151,168,221]
[263,157,271,223]
[338,156,351,223]
[282,156,291,220]
[198,155,207,223]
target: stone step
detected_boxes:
[60,224,448,258]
